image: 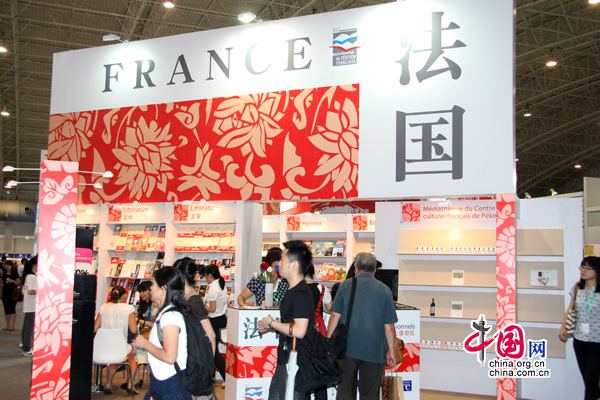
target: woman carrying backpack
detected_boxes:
[133,267,192,400]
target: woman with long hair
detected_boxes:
[1,260,21,331]
[133,267,200,399]
[137,280,157,329]
[560,256,600,400]
[176,259,217,355]
[94,285,139,395]
[21,256,37,356]
[204,264,228,387]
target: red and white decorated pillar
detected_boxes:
[496,194,516,400]
[31,160,78,400]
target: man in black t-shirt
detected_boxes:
[259,240,315,400]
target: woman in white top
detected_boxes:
[94,286,138,395]
[133,267,192,400]
[204,265,228,386]
[21,256,37,356]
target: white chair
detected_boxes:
[93,329,135,400]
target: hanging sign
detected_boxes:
[402,200,496,223]
[108,204,164,223]
[173,202,236,223]
[352,214,375,232]
[286,215,346,232]
[50,0,514,204]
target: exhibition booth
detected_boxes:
[28,1,586,400]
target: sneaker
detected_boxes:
[18,343,23,349]
[22,350,33,357]
[221,382,226,389]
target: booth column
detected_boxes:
[496,194,517,400]
[31,160,78,399]
[235,202,263,297]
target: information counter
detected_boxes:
[225,307,420,400]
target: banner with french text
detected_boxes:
[49,0,514,203]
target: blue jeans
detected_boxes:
[145,369,192,400]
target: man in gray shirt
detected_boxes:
[327,253,397,400]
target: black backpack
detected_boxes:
[157,310,215,396]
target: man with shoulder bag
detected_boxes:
[328,253,398,400]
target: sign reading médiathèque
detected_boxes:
[50,0,514,202]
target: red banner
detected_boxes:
[48,85,359,204]
[226,343,278,379]
[31,161,78,400]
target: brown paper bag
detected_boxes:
[395,337,405,364]
[382,374,404,400]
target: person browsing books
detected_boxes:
[204,264,228,388]
[237,247,288,307]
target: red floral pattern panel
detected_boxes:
[496,194,516,400]
[31,160,78,400]
[226,343,278,379]
[48,85,359,204]
[385,342,420,373]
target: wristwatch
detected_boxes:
[268,320,274,330]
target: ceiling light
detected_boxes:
[0,42,7,53]
[524,192,532,199]
[575,164,582,169]
[6,180,17,187]
[516,158,519,162]
[238,12,257,23]
[102,34,120,42]
[163,1,175,8]
[93,183,102,189]
[546,60,557,67]
[591,0,600,3]
[2,166,14,172]
[2,166,40,172]
[523,105,532,117]
[549,188,558,196]
[0,105,9,116]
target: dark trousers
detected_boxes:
[268,363,305,400]
[209,315,227,382]
[574,339,600,400]
[336,356,382,400]
[21,312,35,352]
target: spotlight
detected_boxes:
[546,60,557,67]
[163,1,175,8]
[0,106,9,116]
[238,12,257,23]
[549,188,558,196]
[0,42,7,53]
[523,105,532,117]
[524,192,532,199]
[574,164,582,169]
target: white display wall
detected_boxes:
[375,198,583,399]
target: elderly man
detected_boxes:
[328,253,397,400]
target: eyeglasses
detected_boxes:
[579,265,594,272]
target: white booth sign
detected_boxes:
[76,205,101,224]
[108,204,165,223]
[286,214,346,232]
[51,0,514,202]
[173,203,236,223]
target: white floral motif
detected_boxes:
[41,176,76,206]
[50,204,77,257]
[497,226,515,269]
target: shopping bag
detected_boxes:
[381,373,404,400]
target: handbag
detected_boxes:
[329,277,357,359]
[11,286,23,302]
[292,323,343,393]
[565,282,580,338]
[381,372,404,400]
[314,285,327,336]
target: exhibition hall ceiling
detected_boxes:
[0,0,598,200]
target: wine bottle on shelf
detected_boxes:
[430,298,436,316]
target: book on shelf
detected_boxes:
[108,225,122,250]
[156,226,167,251]
[336,263,347,280]
[303,241,313,253]
[142,252,158,279]
[108,256,120,276]
[199,230,210,252]
[191,224,204,252]
[129,280,140,305]
[332,243,345,257]
[314,263,323,280]
[312,241,324,256]
[93,227,100,251]
[219,224,234,251]
[139,225,152,251]
[174,226,187,252]
[124,226,142,251]
[115,225,129,251]
[229,234,236,252]
[323,241,337,257]
[113,263,123,278]
[130,237,141,252]
[322,263,337,280]
[146,225,160,251]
